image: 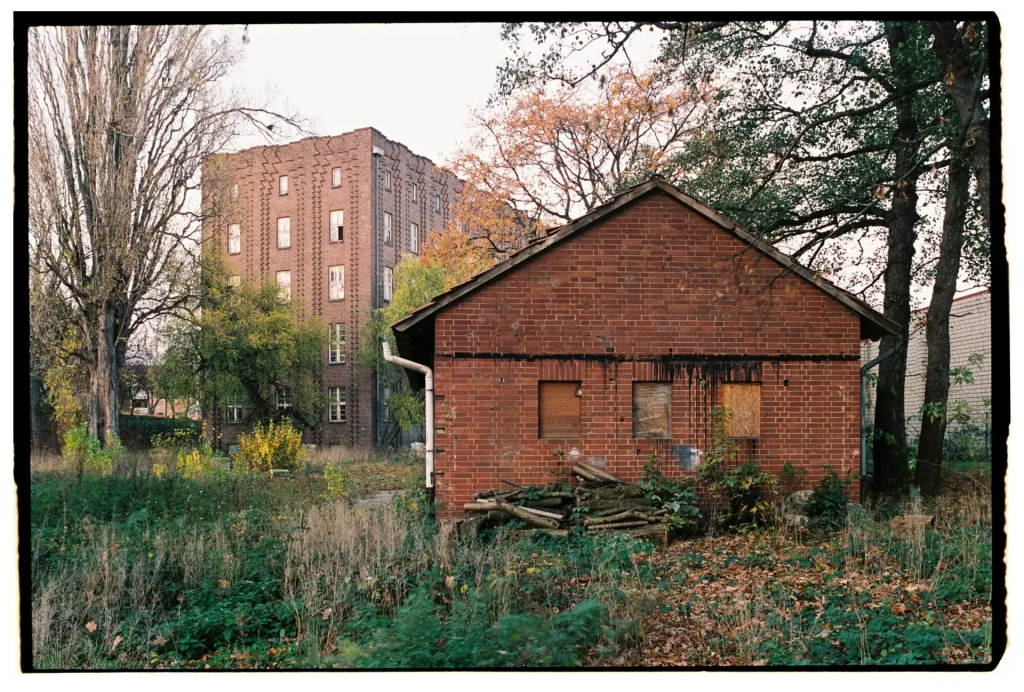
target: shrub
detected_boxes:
[118,414,201,450]
[804,467,849,532]
[233,420,306,473]
[323,463,347,497]
[638,455,702,534]
[61,424,123,476]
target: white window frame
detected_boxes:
[433,194,440,213]
[279,175,289,196]
[277,217,291,249]
[231,183,239,201]
[383,266,393,303]
[410,222,419,254]
[331,167,341,188]
[226,402,243,424]
[277,270,291,302]
[330,209,344,243]
[277,388,292,410]
[382,385,391,420]
[228,223,241,255]
[383,212,392,244]
[328,323,346,364]
[328,387,346,423]
[329,265,345,302]
[411,183,417,202]
[384,170,391,190]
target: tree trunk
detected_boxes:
[30,371,49,457]
[916,158,972,494]
[872,23,924,495]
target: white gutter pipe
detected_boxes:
[381,342,434,492]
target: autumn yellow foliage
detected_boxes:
[233,419,306,473]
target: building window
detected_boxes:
[328,323,346,364]
[277,270,291,302]
[382,385,391,421]
[383,266,393,303]
[722,383,762,438]
[331,167,341,188]
[277,387,292,410]
[231,183,239,201]
[632,381,672,439]
[411,183,417,202]
[410,222,419,254]
[433,194,440,213]
[330,209,344,243]
[383,170,391,190]
[277,217,291,249]
[279,175,289,196]
[329,387,346,423]
[329,265,344,301]
[226,402,243,424]
[383,211,392,244]
[539,381,581,439]
[228,275,241,287]
[228,223,241,255]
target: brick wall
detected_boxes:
[430,192,864,517]
[202,128,461,450]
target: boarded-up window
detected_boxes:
[722,383,761,438]
[539,381,581,439]
[633,381,672,438]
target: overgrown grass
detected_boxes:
[30,464,653,669]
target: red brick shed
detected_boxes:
[392,178,899,517]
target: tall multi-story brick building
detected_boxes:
[203,127,462,450]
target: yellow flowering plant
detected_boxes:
[233,419,305,473]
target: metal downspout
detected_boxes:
[381,342,434,503]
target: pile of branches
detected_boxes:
[460,461,668,541]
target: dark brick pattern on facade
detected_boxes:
[204,128,461,450]
[430,193,863,517]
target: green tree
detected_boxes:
[150,324,200,418]
[358,256,447,440]
[186,253,327,430]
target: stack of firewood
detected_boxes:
[459,461,668,541]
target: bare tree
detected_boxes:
[28,25,305,445]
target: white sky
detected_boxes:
[226,22,512,166]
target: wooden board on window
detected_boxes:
[633,381,672,438]
[539,381,581,438]
[722,383,761,438]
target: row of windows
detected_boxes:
[228,263,392,305]
[538,381,762,440]
[227,212,346,255]
[228,211,423,256]
[381,170,443,213]
[225,386,347,424]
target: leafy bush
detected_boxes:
[233,420,306,473]
[118,414,201,450]
[323,463,347,497]
[638,456,702,534]
[804,467,850,532]
[62,424,123,476]
[178,439,226,481]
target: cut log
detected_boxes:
[576,484,646,501]
[571,465,606,483]
[586,497,654,512]
[584,511,657,527]
[493,498,560,529]
[465,501,563,521]
[521,498,566,509]
[586,520,651,532]
[508,528,570,540]
[615,524,669,540]
[486,510,512,525]
[577,461,625,484]
[502,479,527,489]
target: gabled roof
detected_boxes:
[392,177,899,383]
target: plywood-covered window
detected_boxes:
[632,381,672,438]
[722,383,761,438]
[539,381,581,439]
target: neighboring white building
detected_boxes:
[862,289,991,440]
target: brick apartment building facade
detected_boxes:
[392,178,898,517]
[203,128,462,451]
